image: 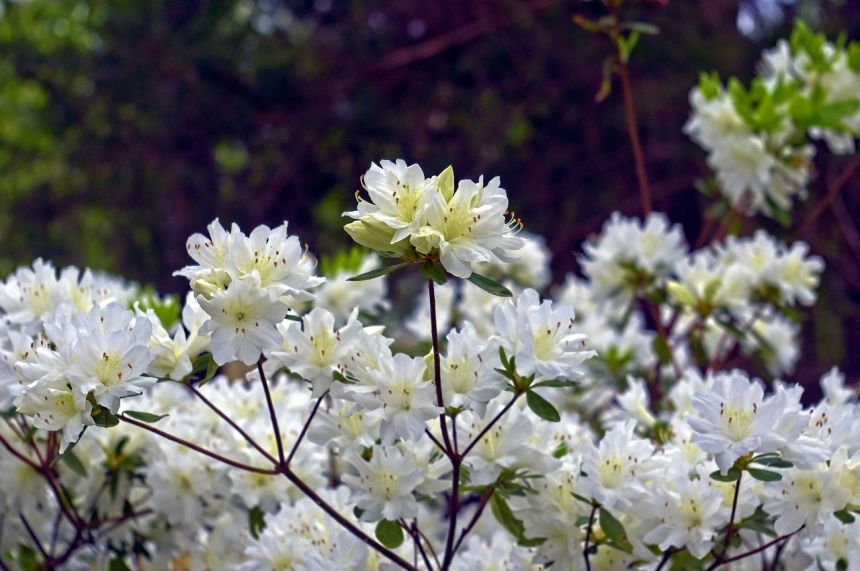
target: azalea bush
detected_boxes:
[2,15,860,571]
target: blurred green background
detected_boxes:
[1,0,859,379]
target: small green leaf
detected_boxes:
[284,314,303,322]
[60,449,88,478]
[599,508,627,544]
[249,505,266,538]
[526,390,560,422]
[347,262,410,281]
[200,357,219,386]
[834,509,856,524]
[124,410,169,423]
[419,261,448,285]
[92,405,119,428]
[747,468,782,482]
[18,545,39,571]
[532,379,578,388]
[751,456,793,468]
[499,346,510,370]
[467,272,512,297]
[651,336,672,366]
[490,493,525,539]
[109,557,131,571]
[0,406,17,418]
[710,468,742,482]
[375,519,404,548]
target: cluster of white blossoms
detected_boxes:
[0,64,858,568]
[174,219,324,365]
[686,21,860,217]
[344,160,524,278]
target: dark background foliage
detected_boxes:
[1,0,859,381]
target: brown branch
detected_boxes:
[796,154,860,238]
[185,382,277,464]
[257,358,286,466]
[118,414,279,475]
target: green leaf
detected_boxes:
[747,468,782,482]
[284,314,303,322]
[764,195,792,227]
[60,449,88,478]
[0,406,17,418]
[715,318,745,340]
[499,346,510,370]
[710,468,741,482]
[347,262,410,281]
[532,379,578,388]
[526,390,560,422]
[200,356,219,386]
[490,493,525,539]
[419,261,448,285]
[91,405,119,428]
[18,545,39,571]
[599,508,627,544]
[518,536,546,547]
[375,519,404,549]
[249,505,266,538]
[124,410,169,423]
[467,272,512,297]
[651,336,672,366]
[834,509,856,524]
[751,456,793,468]
[739,517,776,537]
[109,557,131,571]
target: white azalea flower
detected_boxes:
[643,476,727,558]
[344,159,433,243]
[439,321,504,413]
[198,275,288,365]
[356,353,441,444]
[493,288,596,382]
[342,446,424,522]
[270,308,361,396]
[688,370,794,474]
[67,303,154,412]
[413,175,523,278]
[579,420,656,510]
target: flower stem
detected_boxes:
[428,280,455,458]
[186,382,277,464]
[118,414,279,475]
[257,358,286,466]
[286,393,327,466]
[583,504,598,571]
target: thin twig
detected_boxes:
[257,359,286,466]
[428,280,454,457]
[707,474,743,570]
[118,414,279,475]
[441,456,462,570]
[711,526,803,569]
[281,468,416,570]
[796,154,860,238]
[608,4,652,215]
[452,486,495,554]
[286,393,327,466]
[459,395,522,459]
[186,382,277,464]
[19,514,50,560]
[583,504,598,571]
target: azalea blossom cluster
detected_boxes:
[344,160,524,278]
[1,20,859,567]
[686,21,860,217]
